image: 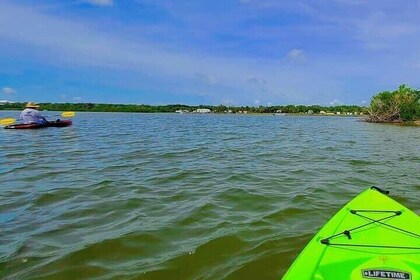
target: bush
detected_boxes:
[367,85,420,123]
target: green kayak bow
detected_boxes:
[282,187,420,280]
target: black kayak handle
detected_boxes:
[371,186,389,195]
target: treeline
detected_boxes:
[1,102,365,114]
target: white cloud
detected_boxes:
[254,99,260,105]
[73,96,83,101]
[0,1,417,105]
[0,3,367,105]
[194,72,218,85]
[2,87,17,95]
[86,0,113,6]
[334,0,364,5]
[286,49,306,63]
[246,76,267,84]
[221,99,233,105]
[329,99,341,106]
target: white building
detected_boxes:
[175,109,190,114]
[196,108,211,114]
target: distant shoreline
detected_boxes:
[0,109,365,118]
[0,102,366,116]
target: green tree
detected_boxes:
[367,85,420,123]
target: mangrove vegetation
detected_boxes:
[366,85,420,124]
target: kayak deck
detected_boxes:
[4,120,72,129]
[282,187,420,280]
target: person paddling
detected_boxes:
[20,102,48,124]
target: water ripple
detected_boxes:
[0,112,419,279]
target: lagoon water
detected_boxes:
[1,112,419,279]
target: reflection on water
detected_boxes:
[1,112,419,279]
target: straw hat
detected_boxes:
[25,102,40,108]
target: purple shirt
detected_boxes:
[20,108,47,124]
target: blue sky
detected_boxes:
[0,0,419,106]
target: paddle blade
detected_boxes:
[61,112,75,118]
[0,118,16,125]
